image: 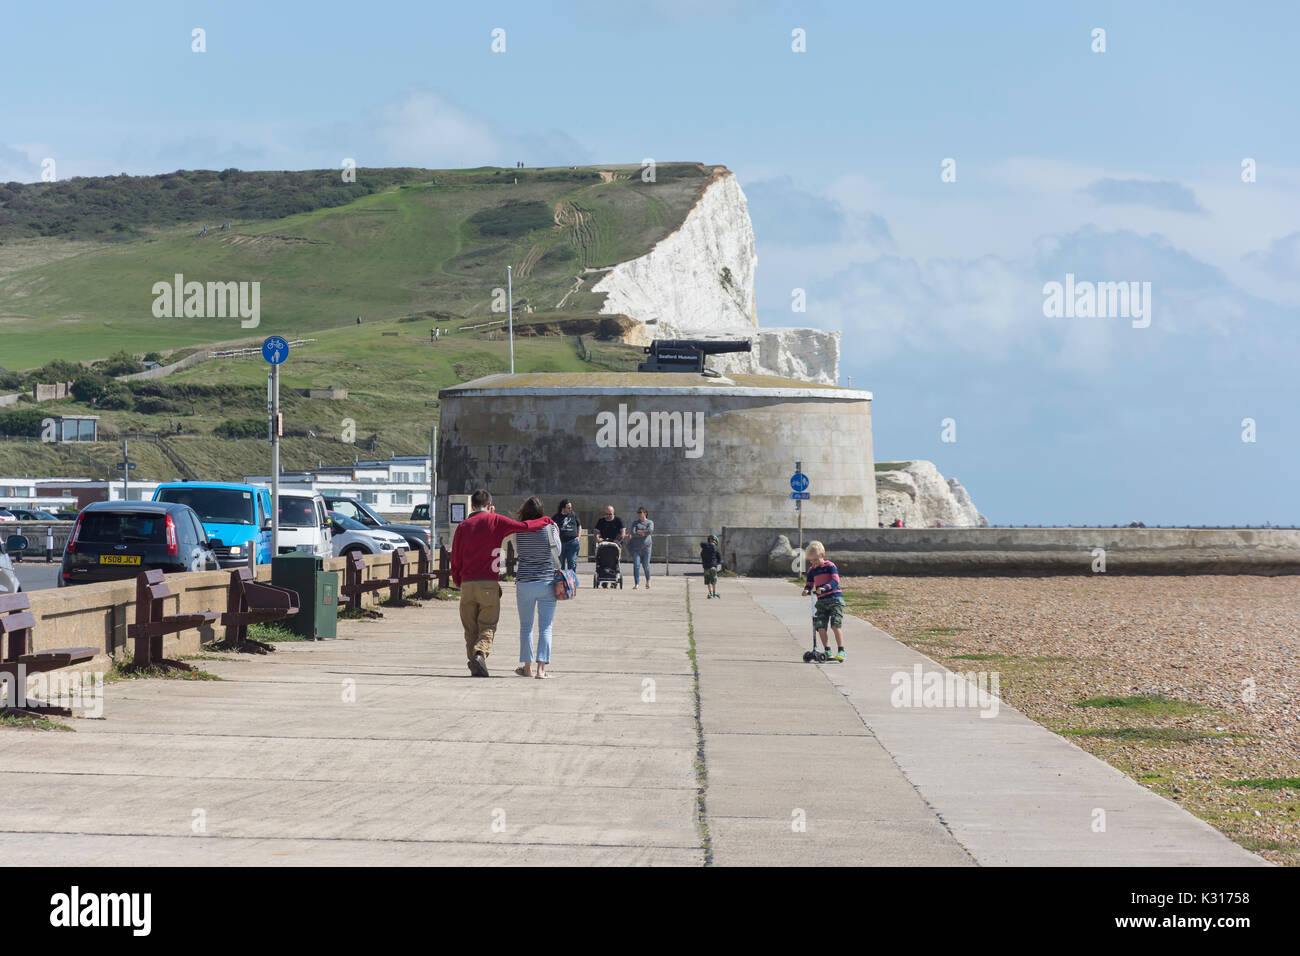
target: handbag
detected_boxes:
[553,568,578,600]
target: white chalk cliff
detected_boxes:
[876,461,988,528]
[592,170,840,384]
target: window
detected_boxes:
[392,492,411,505]
[156,488,256,525]
[78,512,167,543]
[358,491,379,505]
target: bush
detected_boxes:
[70,373,110,404]
[96,383,133,410]
[213,418,266,439]
[0,407,47,437]
[133,396,185,414]
[95,350,145,376]
[467,200,554,238]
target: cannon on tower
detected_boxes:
[637,338,752,375]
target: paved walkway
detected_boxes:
[0,574,1266,865]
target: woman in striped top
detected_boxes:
[512,496,562,679]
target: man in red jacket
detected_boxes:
[451,489,554,677]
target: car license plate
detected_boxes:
[99,554,142,565]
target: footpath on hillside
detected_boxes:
[0,573,1265,866]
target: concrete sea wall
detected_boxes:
[725,527,1300,576]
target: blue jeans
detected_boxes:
[632,548,652,585]
[560,539,579,572]
[517,579,556,663]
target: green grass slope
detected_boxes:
[0,314,643,482]
[0,163,716,370]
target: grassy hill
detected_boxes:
[0,163,717,370]
[0,313,643,482]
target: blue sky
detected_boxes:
[3,0,1297,524]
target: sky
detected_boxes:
[2,0,1297,525]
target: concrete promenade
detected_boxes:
[0,574,1265,866]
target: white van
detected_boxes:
[276,492,332,557]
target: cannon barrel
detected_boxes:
[643,338,752,356]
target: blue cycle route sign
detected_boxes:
[790,472,809,493]
[262,336,289,365]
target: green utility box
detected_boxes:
[271,553,338,640]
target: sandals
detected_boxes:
[515,666,532,677]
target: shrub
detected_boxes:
[70,373,110,404]
[213,418,266,439]
[466,200,554,238]
[134,396,186,414]
[96,383,134,410]
[96,350,145,376]
[0,407,47,437]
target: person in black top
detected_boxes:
[553,499,582,571]
[595,505,625,543]
[700,534,723,599]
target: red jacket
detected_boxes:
[450,511,553,585]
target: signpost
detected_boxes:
[119,440,133,500]
[429,424,438,553]
[790,462,809,569]
[262,336,289,558]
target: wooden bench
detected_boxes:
[340,551,397,612]
[218,567,300,653]
[126,569,218,671]
[389,547,436,602]
[414,544,438,599]
[1,592,98,714]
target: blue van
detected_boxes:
[152,481,273,568]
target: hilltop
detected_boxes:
[0,162,718,369]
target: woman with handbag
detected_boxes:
[513,496,562,679]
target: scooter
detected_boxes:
[801,589,828,662]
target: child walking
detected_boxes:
[699,534,723,599]
[802,541,846,660]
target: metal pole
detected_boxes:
[271,364,280,558]
[507,265,515,374]
[121,439,128,500]
[796,459,803,571]
[429,425,437,550]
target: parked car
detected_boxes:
[0,509,16,522]
[55,508,82,520]
[6,508,59,521]
[153,481,273,568]
[323,495,431,552]
[0,533,26,594]
[59,501,219,587]
[277,492,332,557]
[327,512,408,556]
[410,503,429,522]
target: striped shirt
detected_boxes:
[513,524,561,583]
[805,560,843,600]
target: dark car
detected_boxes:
[7,508,59,521]
[59,501,219,587]
[410,503,429,522]
[322,495,432,552]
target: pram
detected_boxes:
[593,539,623,589]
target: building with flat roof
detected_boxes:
[245,455,431,515]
